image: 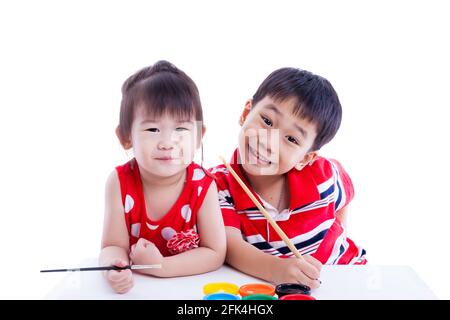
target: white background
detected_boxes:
[1,0,449,299]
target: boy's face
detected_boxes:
[238,96,318,176]
[125,107,202,178]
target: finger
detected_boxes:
[113,259,128,268]
[137,238,148,247]
[121,269,133,280]
[115,280,134,293]
[303,255,323,272]
[108,270,125,282]
[143,240,155,248]
[298,271,321,290]
[130,244,137,252]
[144,241,156,249]
[297,259,320,280]
[111,268,131,280]
[110,268,132,281]
[117,285,133,294]
[115,284,131,294]
[116,278,133,288]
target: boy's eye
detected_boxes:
[261,115,273,127]
[286,136,299,145]
[146,128,159,133]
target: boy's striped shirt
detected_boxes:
[209,149,367,265]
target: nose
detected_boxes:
[247,129,274,155]
[257,129,274,155]
[157,129,182,151]
[258,141,271,155]
[157,140,174,150]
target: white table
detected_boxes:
[43,260,436,300]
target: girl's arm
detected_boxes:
[139,181,227,277]
[99,170,130,267]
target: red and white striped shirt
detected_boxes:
[209,149,367,265]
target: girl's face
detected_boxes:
[129,107,202,178]
[238,96,318,176]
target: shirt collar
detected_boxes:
[286,161,321,210]
[226,149,320,211]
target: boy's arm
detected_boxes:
[225,227,322,288]
[99,170,130,268]
[330,158,353,234]
[336,206,349,234]
[225,226,277,281]
[138,181,227,277]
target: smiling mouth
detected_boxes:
[248,144,272,165]
[154,156,178,161]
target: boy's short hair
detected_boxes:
[118,60,203,141]
[252,67,342,150]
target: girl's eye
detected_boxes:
[175,127,189,132]
[261,115,273,127]
[146,128,159,132]
[287,136,299,145]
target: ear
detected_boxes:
[116,126,132,150]
[294,151,319,171]
[201,125,206,137]
[238,99,252,126]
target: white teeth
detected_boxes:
[249,146,271,164]
[257,153,269,163]
[258,153,270,163]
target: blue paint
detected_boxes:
[203,293,240,300]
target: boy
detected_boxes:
[210,67,366,289]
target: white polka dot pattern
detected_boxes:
[192,168,205,181]
[146,222,159,230]
[161,227,177,240]
[131,223,141,238]
[180,204,192,223]
[124,195,134,213]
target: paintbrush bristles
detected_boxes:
[219,155,303,260]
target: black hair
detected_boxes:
[118,60,202,142]
[252,67,342,150]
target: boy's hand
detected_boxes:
[270,255,322,289]
[105,259,134,294]
[129,238,164,275]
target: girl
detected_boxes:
[100,61,226,294]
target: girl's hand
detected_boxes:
[105,258,134,294]
[270,254,322,289]
[129,238,164,275]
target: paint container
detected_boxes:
[279,293,316,300]
[275,283,311,297]
[203,293,240,300]
[203,282,239,295]
[239,283,275,297]
[242,294,278,300]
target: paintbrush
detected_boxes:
[219,155,304,260]
[219,155,322,283]
[40,264,162,273]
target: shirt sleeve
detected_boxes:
[329,159,355,211]
[209,167,241,230]
[218,192,240,229]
